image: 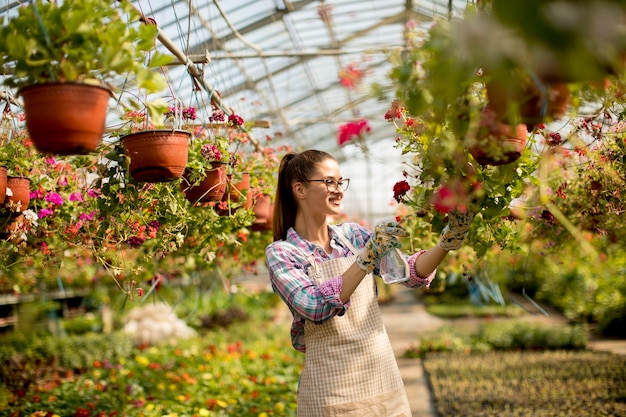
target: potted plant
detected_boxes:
[0,0,171,155]
[181,131,230,204]
[0,115,37,216]
[119,102,191,183]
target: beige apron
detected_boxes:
[297,234,411,417]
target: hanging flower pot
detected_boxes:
[1,213,25,243]
[181,162,228,203]
[0,166,6,205]
[218,172,252,216]
[486,79,570,127]
[466,107,528,166]
[122,129,190,183]
[20,83,112,155]
[250,193,274,231]
[3,176,31,213]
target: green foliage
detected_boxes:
[478,320,587,351]
[62,314,102,335]
[403,320,587,359]
[0,0,170,92]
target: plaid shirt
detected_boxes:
[266,222,435,352]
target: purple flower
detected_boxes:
[45,192,64,206]
[58,177,68,187]
[69,192,84,202]
[127,236,145,248]
[149,220,161,230]
[38,208,54,219]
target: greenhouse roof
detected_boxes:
[135,0,467,154]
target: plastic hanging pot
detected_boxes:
[20,82,112,155]
[122,129,190,183]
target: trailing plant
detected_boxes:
[0,0,170,93]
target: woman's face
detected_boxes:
[300,158,346,217]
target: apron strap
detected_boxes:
[334,230,360,256]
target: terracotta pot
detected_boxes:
[467,108,527,166]
[1,213,24,242]
[4,176,31,212]
[122,129,190,183]
[487,80,570,126]
[181,163,227,203]
[0,166,6,205]
[250,193,273,231]
[218,172,252,215]
[20,83,112,155]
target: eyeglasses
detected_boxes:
[304,178,350,192]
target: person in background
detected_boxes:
[265,150,473,417]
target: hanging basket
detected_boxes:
[20,83,112,155]
[181,162,228,203]
[250,193,274,231]
[217,172,252,215]
[122,129,190,183]
[0,166,6,205]
[3,176,31,213]
[486,80,570,127]
[467,107,528,166]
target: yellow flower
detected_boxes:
[135,355,150,366]
[198,409,210,417]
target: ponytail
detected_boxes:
[272,150,335,241]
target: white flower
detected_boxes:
[5,187,12,197]
[22,209,38,227]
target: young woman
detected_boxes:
[265,150,473,417]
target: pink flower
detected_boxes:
[38,208,54,218]
[87,189,101,198]
[69,192,84,202]
[45,192,64,206]
[431,186,456,213]
[30,189,44,200]
[201,144,222,161]
[337,119,371,147]
[228,113,244,127]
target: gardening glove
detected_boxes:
[437,209,474,251]
[356,220,408,274]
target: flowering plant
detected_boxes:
[0,113,36,179]
[338,62,366,89]
[386,10,626,265]
[337,118,371,154]
[0,109,106,293]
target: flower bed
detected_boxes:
[0,322,301,416]
[424,350,626,417]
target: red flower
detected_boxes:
[393,180,411,203]
[432,185,455,213]
[337,119,371,147]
